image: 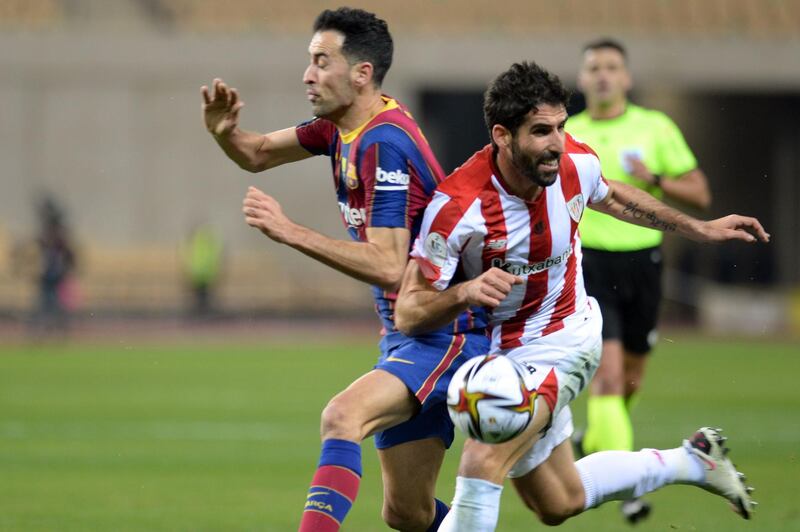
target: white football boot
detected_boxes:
[685,427,757,519]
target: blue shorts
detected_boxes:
[373,329,489,450]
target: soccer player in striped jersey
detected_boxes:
[202,8,487,532]
[395,61,766,531]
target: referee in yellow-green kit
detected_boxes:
[567,38,712,525]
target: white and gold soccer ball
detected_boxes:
[447,354,537,444]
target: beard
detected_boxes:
[511,140,560,188]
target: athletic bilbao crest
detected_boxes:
[566,194,585,223]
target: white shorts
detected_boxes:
[502,298,603,478]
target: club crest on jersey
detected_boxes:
[566,194,585,223]
[424,232,448,267]
[345,163,359,189]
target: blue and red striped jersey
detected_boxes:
[296,96,485,334]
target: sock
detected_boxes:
[576,446,706,510]
[583,395,633,454]
[426,498,449,532]
[438,477,503,532]
[298,439,362,532]
[625,391,640,412]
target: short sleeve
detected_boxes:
[409,191,471,291]
[654,115,698,178]
[588,155,610,204]
[295,118,336,156]
[360,142,411,229]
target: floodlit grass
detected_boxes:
[1,334,798,531]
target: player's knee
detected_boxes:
[460,442,512,481]
[381,500,432,531]
[624,377,642,397]
[320,396,362,440]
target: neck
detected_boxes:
[495,149,543,202]
[587,97,627,120]
[335,89,386,134]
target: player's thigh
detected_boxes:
[324,369,418,438]
[621,247,663,354]
[377,437,446,509]
[511,439,585,523]
[582,249,624,343]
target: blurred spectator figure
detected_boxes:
[31,195,77,336]
[180,222,224,317]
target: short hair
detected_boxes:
[313,7,393,86]
[483,61,571,143]
[582,38,628,62]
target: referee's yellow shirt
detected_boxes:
[566,104,697,251]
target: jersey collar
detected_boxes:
[338,96,399,144]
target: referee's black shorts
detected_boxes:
[582,246,663,355]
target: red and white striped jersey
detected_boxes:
[411,135,609,350]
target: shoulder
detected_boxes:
[631,104,679,129]
[565,133,603,178]
[438,145,495,200]
[359,99,421,148]
[565,132,599,159]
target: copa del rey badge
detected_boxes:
[566,194,585,223]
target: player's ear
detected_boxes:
[491,124,512,149]
[352,61,374,89]
[622,68,633,92]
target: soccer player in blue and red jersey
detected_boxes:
[201,8,487,532]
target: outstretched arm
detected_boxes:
[243,187,409,290]
[202,78,312,172]
[591,180,769,244]
[394,260,523,336]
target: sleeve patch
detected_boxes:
[424,232,448,267]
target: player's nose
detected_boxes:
[303,64,316,84]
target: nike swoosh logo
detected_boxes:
[385,356,415,365]
[307,491,330,498]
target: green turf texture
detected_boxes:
[1,335,798,531]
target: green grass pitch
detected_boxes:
[1,333,798,531]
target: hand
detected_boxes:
[625,155,658,186]
[697,215,770,244]
[459,267,524,308]
[202,78,244,137]
[242,186,296,244]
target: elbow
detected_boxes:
[376,266,405,292]
[394,312,412,336]
[238,159,268,173]
[394,309,420,337]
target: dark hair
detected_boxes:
[582,38,627,62]
[313,7,393,86]
[483,61,570,143]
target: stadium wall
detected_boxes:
[0,28,798,318]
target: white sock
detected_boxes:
[437,476,503,532]
[576,446,705,510]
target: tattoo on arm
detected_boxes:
[622,202,677,232]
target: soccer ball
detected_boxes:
[447,354,537,444]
